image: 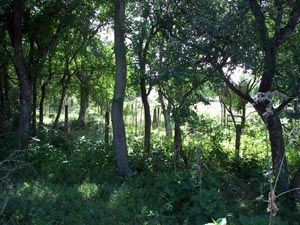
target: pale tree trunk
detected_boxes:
[8,0,32,149]
[112,0,130,176]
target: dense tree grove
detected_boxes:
[1,0,300,224]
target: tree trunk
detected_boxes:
[140,76,151,154]
[158,89,172,137]
[267,116,289,192]
[64,104,70,134]
[289,165,300,200]
[53,67,71,129]
[8,0,32,149]
[32,76,37,136]
[112,0,130,176]
[39,83,46,128]
[235,124,242,159]
[105,111,110,144]
[77,82,89,127]
[0,64,9,134]
[173,122,188,169]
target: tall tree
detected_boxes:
[6,0,31,149]
[112,0,131,176]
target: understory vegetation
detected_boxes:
[1,117,299,225]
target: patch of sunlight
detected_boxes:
[18,181,57,199]
[77,182,98,199]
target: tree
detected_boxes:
[5,0,32,149]
[112,0,131,176]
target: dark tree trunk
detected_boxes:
[267,116,289,191]
[8,0,32,149]
[32,76,37,136]
[235,124,242,159]
[0,64,9,134]
[289,165,300,200]
[140,76,151,154]
[64,104,70,134]
[152,108,158,129]
[105,111,110,144]
[112,0,130,176]
[77,82,89,127]
[39,82,46,128]
[158,89,172,137]
[53,67,71,129]
[173,122,188,169]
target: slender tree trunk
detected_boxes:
[173,122,188,169]
[53,86,67,129]
[158,89,172,137]
[140,76,151,154]
[39,83,46,128]
[64,104,70,134]
[105,111,110,144]
[53,67,71,129]
[112,0,130,176]
[77,82,89,127]
[32,76,37,136]
[8,0,32,149]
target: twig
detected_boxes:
[276,187,300,199]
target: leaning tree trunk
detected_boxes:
[112,0,131,176]
[53,67,71,129]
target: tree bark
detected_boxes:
[112,0,130,176]
[267,115,289,191]
[32,76,37,136]
[77,82,89,127]
[140,76,151,154]
[39,82,46,128]
[8,0,32,149]
[105,111,110,144]
[158,89,172,137]
[0,64,9,134]
[173,122,188,169]
[53,66,71,129]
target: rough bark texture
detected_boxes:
[112,0,130,176]
[8,0,32,149]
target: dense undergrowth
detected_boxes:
[0,121,299,225]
